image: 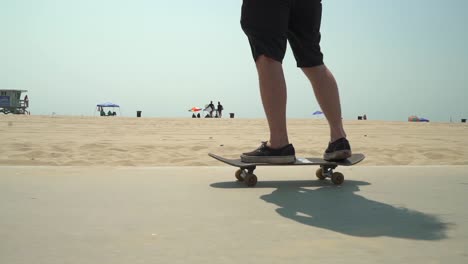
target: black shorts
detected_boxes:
[241,0,324,67]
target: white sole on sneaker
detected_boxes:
[323,150,352,161]
[240,155,296,164]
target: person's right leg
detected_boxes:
[288,0,351,160]
[303,65,351,160]
[302,65,346,142]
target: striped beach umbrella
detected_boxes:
[189,107,202,112]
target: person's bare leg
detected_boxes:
[255,55,289,148]
[302,65,346,142]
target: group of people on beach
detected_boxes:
[98,106,116,116]
[192,101,224,118]
[206,101,224,118]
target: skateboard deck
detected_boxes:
[208,153,365,187]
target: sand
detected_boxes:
[0,115,467,166]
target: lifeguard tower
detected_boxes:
[0,89,29,115]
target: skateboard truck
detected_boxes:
[316,165,344,185]
[320,165,336,178]
[235,166,258,187]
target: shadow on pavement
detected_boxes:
[211,179,449,240]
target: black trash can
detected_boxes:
[462,119,467,123]
[137,111,142,118]
[229,113,235,118]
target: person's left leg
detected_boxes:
[255,55,289,149]
[239,0,295,164]
[240,55,295,164]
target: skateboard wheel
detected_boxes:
[315,168,326,180]
[331,172,344,185]
[244,173,257,187]
[235,169,245,182]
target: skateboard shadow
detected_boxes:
[210,180,336,189]
[211,180,449,240]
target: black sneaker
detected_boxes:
[323,138,352,161]
[241,141,296,164]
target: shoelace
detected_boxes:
[256,141,269,152]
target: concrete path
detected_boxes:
[1,166,467,263]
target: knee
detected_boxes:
[256,55,281,65]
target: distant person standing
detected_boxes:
[208,101,215,117]
[217,102,224,118]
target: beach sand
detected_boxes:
[0,115,467,166]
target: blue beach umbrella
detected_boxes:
[97,102,120,108]
[313,111,323,115]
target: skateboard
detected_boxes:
[208,153,365,187]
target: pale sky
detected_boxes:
[1,0,467,121]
